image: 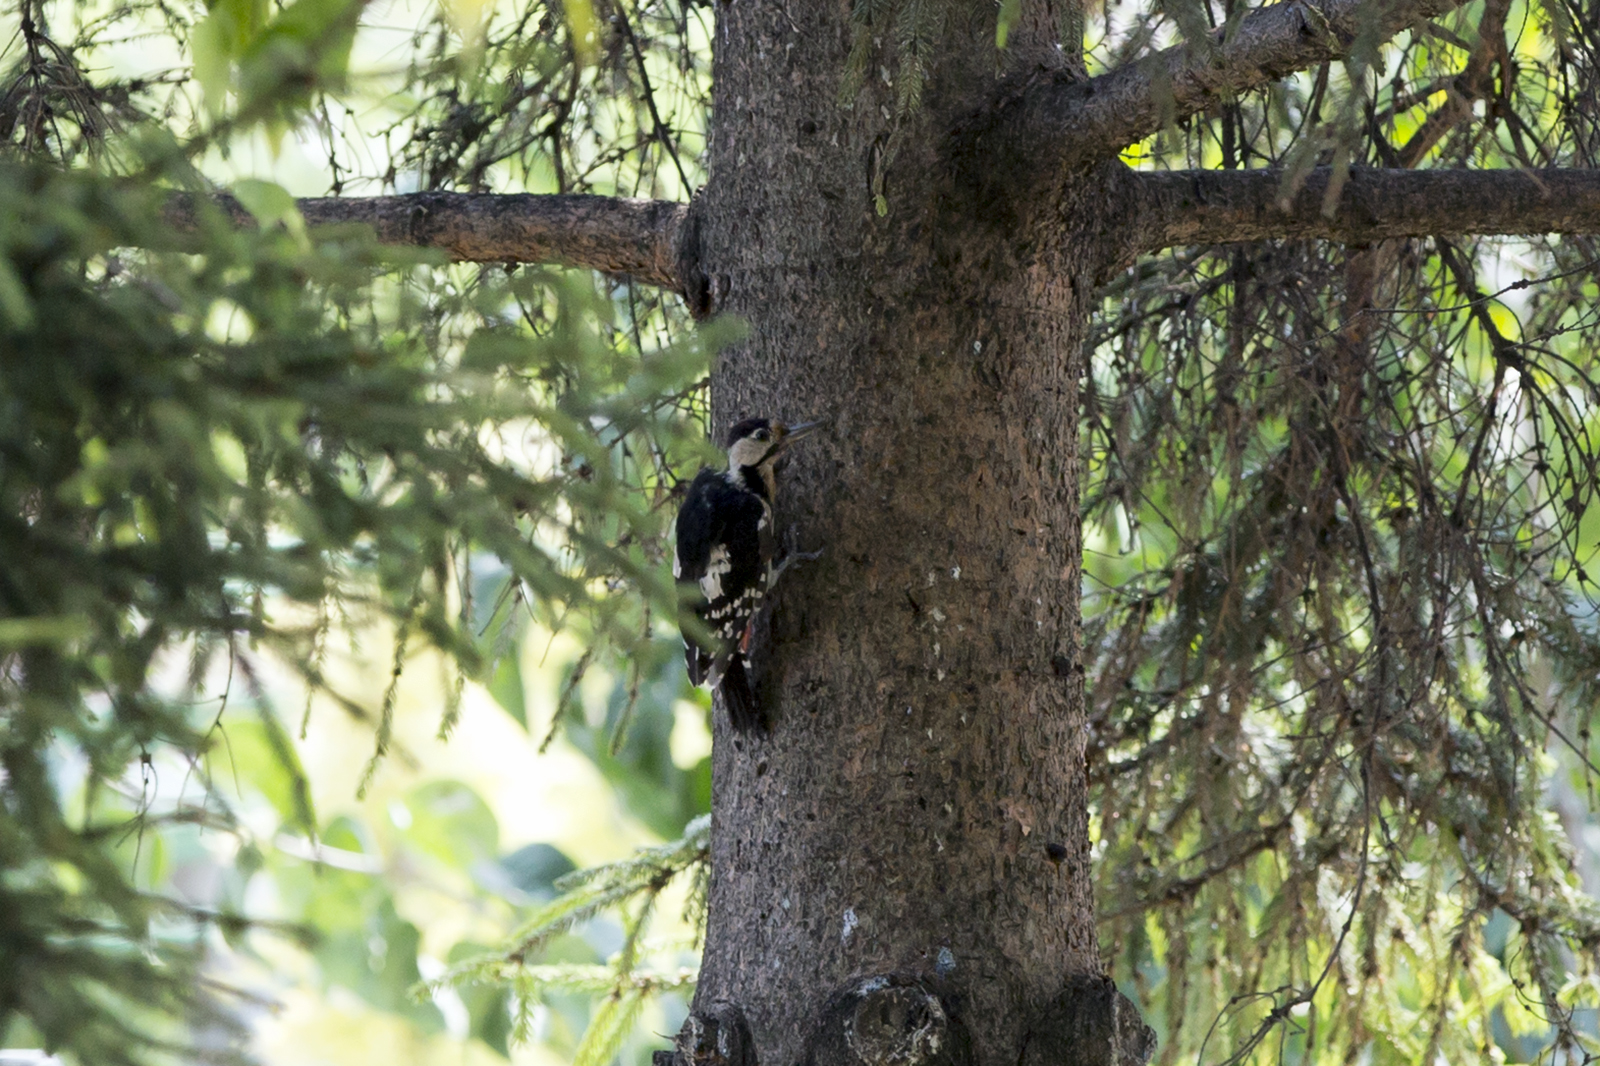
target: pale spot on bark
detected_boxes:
[1000,798,1034,837]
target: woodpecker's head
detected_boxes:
[725,417,824,472]
[723,418,823,501]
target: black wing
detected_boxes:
[674,470,768,685]
[673,468,723,590]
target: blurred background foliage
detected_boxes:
[2,0,1600,1064]
[0,0,716,1061]
[1084,2,1600,1063]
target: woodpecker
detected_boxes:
[674,416,822,731]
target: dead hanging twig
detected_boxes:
[612,2,691,194]
[540,643,596,753]
[0,0,117,158]
[1088,106,1600,1050]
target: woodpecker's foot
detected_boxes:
[774,524,823,577]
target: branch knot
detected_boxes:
[804,976,971,1066]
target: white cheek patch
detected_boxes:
[672,549,682,578]
[701,544,732,601]
[728,438,770,469]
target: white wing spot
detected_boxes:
[701,544,732,601]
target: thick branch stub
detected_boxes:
[1139,167,1600,250]
[662,1002,757,1066]
[804,977,972,1066]
[166,191,689,291]
[1019,977,1154,1066]
[1001,0,1466,173]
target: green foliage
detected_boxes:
[0,0,716,1060]
[257,772,643,1059]
[431,815,708,1056]
[563,645,711,839]
[369,0,708,199]
[191,0,362,124]
[0,149,710,1062]
[1087,2,1600,1061]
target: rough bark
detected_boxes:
[165,191,688,291]
[674,5,1154,1066]
[222,162,1600,290]
[1137,167,1600,251]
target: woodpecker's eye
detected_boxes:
[753,429,770,442]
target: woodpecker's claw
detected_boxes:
[774,524,823,577]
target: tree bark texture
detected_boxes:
[167,191,688,290]
[1139,166,1600,250]
[252,164,1600,290]
[680,7,1148,1066]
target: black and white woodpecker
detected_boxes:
[673,417,823,731]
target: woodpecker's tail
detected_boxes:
[718,657,762,732]
[684,638,711,687]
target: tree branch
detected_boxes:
[168,192,689,291]
[1008,0,1468,171]
[1139,167,1600,251]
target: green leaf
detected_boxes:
[500,842,577,900]
[561,0,600,66]
[0,255,33,328]
[400,780,500,871]
[189,12,234,113]
[230,179,298,228]
[221,716,316,832]
[0,616,89,647]
[995,0,1021,49]
[233,0,362,120]
[487,645,528,729]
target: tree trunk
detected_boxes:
[681,6,1150,1066]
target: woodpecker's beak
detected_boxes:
[778,418,827,448]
